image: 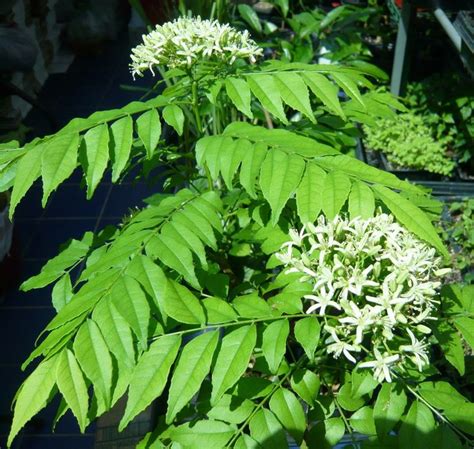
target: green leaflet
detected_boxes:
[92,299,136,371]
[136,108,161,159]
[269,388,306,444]
[225,78,253,118]
[208,394,255,424]
[52,274,73,312]
[233,294,273,318]
[453,316,474,349]
[321,170,351,219]
[162,278,206,325]
[262,319,289,374]
[290,369,320,406]
[399,401,436,449]
[274,72,315,122]
[337,383,365,412]
[332,72,365,107]
[294,316,320,361]
[22,314,86,370]
[46,268,121,332]
[41,133,79,206]
[316,154,421,193]
[111,275,150,351]
[172,207,217,250]
[247,75,288,124]
[110,115,133,182]
[219,138,250,189]
[211,324,257,405]
[259,149,305,225]
[240,141,267,198]
[302,72,345,118]
[196,135,232,180]
[249,408,288,449]
[351,370,378,398]
[169,420,236,449]
[223,122,337,157]
[145,233,199,288]
[166,330,219,423]
[235,434,261,449]
[433,320,465,375]
[306,417,345,449]
[125,255,169,326]
[349,406,376,435]
[348,180,375,219]
[83,123,110,199]
[372,185,448,256]
[8,355,59,447]
[56,349,89,432]
[162,104,184,136]
[373,383,407,438]
[9,142,44,218]
[162,219,208,268]
[202,297,238,324]
[73,319,113,413]
[238,4,262,33]
[120,334,181,431]
[434,425,464,449]
[296,163,326,223]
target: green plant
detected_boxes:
[1,15,474,449]
[236,2,389,65]
[406,72,474,166]
[364,112,456,176]
[439,199,474,285]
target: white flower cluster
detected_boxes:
[130,17,263,76]
[276,213,449,383]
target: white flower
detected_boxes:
[130,17,263,76]
[305,286,340,315]
[400,329,430,371]
[326,329,361,363]
[338,303,377,344]
[359,349,400,383]
[275,212,449,378]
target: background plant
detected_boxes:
[364,111,456,176]
[405,71,474,167]
[0,14,473,449]
[438,199,474,285]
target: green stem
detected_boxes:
[191,79,202,134]
[150,313,311,343]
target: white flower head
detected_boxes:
[276,213,449,381]
[130,17,263,76]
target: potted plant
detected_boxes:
[1,15,473,449]
[362,111,457,181]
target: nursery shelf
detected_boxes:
[390,0,474,96]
